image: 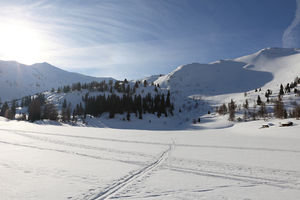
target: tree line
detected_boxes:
[80,91,174,120]
[0,79,173,122]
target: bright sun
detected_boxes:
[0,22,44,64]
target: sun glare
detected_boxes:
[0,22,44,64]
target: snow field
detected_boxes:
[0,117,300,199]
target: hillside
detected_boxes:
[155,47,300,97]
[0,61,113,101]
[154,47,300,110]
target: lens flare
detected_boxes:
[0,21,45,64]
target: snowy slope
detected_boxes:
[155,60,273,96]
[155,47,300,97]
[235,47,300,89]
[153,47,300,113]
[138,74,164,84]
[0,61,113,101]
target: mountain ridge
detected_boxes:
[1,47,299,103]
[0,61,114,101]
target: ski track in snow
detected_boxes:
[0,140,145,166]
[163,165,300,190]
[78,143,173,200]
[1,128,299,153]
[1,130,154,159]
[108,157,300,199]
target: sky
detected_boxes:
[0,0,299,79]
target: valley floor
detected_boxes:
[0,117,300,200]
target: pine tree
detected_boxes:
[258,102,267,118]
[243,110,248,121]
[228,99,236,121]
[134,81,139,89]
[62,99,67,108]
[28,99,41,122]
[138,109,143,119]
[43,103,58,121]
[11,100,17,118]
[257,95,262,105]
[0,102,9,117]
[285,83,290,93]
[279,84,284,96]
[291,104,300,118]
[166,91,171,107]
[126,111,130,121]
[62,103,71,122]
[274,98,285,118]
[4,109,14,120]
[243,99,249,110]
[217,103,228,115]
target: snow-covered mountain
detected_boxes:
[235,47,300,89]
[1,47,300,130]
[155,47,300,97]
[0,61,113,101]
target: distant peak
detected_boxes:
[32,62,52,66]
[256,47,300,58]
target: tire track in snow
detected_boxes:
[87,143,173,200]
[1,128,299,153]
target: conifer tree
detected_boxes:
[285,83,290,93]
[279,84,284,96]
[217,103,228,115]
[11,100,17,117]
[0,102,9,117]
[257,95,262,105]
[126,111,130,121]
[4,109,14,120]
[258,102,267,118]
[62,103,71,122]
[62,99,67,108]
[274,98,285,118]
[28,99,41,122]
[243,99,249,110]
[228,99,236,121]
[43,103,58,121]
[166,91,171,107]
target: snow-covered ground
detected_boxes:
[1,117,300,200]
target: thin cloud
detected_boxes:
[283,0,300,48]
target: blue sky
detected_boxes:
[0,0,299,79]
